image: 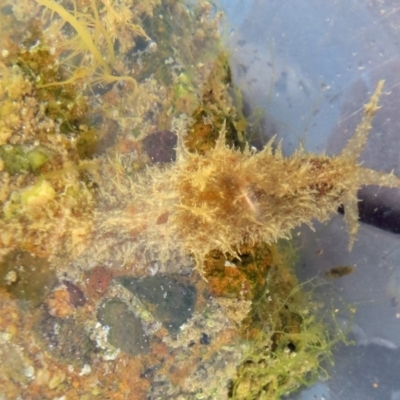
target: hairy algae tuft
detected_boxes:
[87,81,400,274]
[231,246,337,399]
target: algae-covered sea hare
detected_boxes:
[92,80,399,272]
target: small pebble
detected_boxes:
[200,332,211,345]
[24,365,35,378]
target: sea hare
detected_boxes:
[94,80,399,272]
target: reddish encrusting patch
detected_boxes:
[86,266,113,298]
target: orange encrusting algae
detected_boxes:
[91,80,398,273]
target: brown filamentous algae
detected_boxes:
[93,80,398,272]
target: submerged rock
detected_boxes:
[34,309,95,366]
[117,275,196,334]
[97,298,150,356]
[0,251,56,308]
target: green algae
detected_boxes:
[0,145,50,174]
[202,240,340,399]
[13,31,90,134]
[230,244,338,400]
[0,145,31,175]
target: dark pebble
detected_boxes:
[116,275,196,334]
[142,130,177,163]
[200,332,211,345]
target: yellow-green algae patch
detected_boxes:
[201,242,339,400]
[231,246,335,399]
[81,81,396,276]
